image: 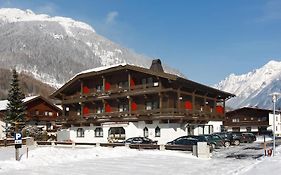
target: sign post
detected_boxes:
[14,133,22,161]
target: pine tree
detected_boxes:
[5,69,26,132]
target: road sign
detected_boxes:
[14,133,22,144]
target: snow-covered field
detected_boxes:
[0,142,280,175]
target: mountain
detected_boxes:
[0,8,182,88]
[215,60,281,109]
[0,68,55,99]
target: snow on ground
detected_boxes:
[0,142,280,175]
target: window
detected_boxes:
[118,81,128,89]
[147,77,153,85]
[77,128,84,137]
[96,85,103,92]
[251,117,254,120]
[143,127,148,137]
[97,106,104,114]
[48,112,53,116]
[232,118,240,122]
[146,101,159,110]
[146,102,152,110]
[95,128,103,137]
[35,110,39,115]
[232,127,240,132]
[119,104,129,112]
[77,108,81,116]
[141,77,155,87]
[155,126,161,137]
[44,111,49,116]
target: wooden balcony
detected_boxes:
[26,115,57,122]
[58,107,224,124]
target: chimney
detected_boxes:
[150,59,164,73]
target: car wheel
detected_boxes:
[224,141,230,147]
[234,140,240,146]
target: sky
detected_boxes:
[0,0,281,85]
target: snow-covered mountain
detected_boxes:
[0,8,182,88]
[215,60,281,109]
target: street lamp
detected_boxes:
[270,92,281,156]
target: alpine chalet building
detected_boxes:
[51,60,234,144]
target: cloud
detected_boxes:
[258,0,281,22]
[106,11,118,24]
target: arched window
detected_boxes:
[155,126,161,137]
[95,128,103,137]
[77,128,84,138]
[143,127,148,137]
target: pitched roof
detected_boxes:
[50,63,235,100]
[0,95,62,112]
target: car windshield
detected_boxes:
[212,135,221,139]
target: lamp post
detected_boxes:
[270,92,280,157]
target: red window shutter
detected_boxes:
[185,101,192,110]
[83,106,90,116]
[105,82,111,91]
[130,78,135,89]
[216,106,224,114]
[83,86,90,94]
[131,102,137,111]
[105,103,111,112]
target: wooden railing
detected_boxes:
[34,141,193,151]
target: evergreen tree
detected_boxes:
[5,69,26,132]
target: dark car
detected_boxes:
[167,136,213,152]
[213,132,240,146]
[242,133,256,142]
[123,137,157,144]
[167,136,199,146]
[201,134,227,149]
[232,132,257,143]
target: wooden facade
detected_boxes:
[0,96,62,131]
[51,60,234,127]
[24,96,62,125]
[224,107,272,134]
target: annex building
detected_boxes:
[51,59,234,144]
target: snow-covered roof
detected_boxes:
[0,96,39,111]
[23,95,39,103]
[68,63,128,83]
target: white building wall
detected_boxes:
[0,120,5,139]
[227,126,262,133]
[207,121,222,133]
[269,113,281,136]
[66,119,224,144]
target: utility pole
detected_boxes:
[270,92,280,157]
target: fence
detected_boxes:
[34,141,193,151]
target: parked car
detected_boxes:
[213,132,240,146]
[232,132,256,143]
[242,133,256,142]
[201,134,228,149]
[123,137,158,144]
[166,136,200,146]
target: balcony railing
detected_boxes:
[58,107,223,123]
